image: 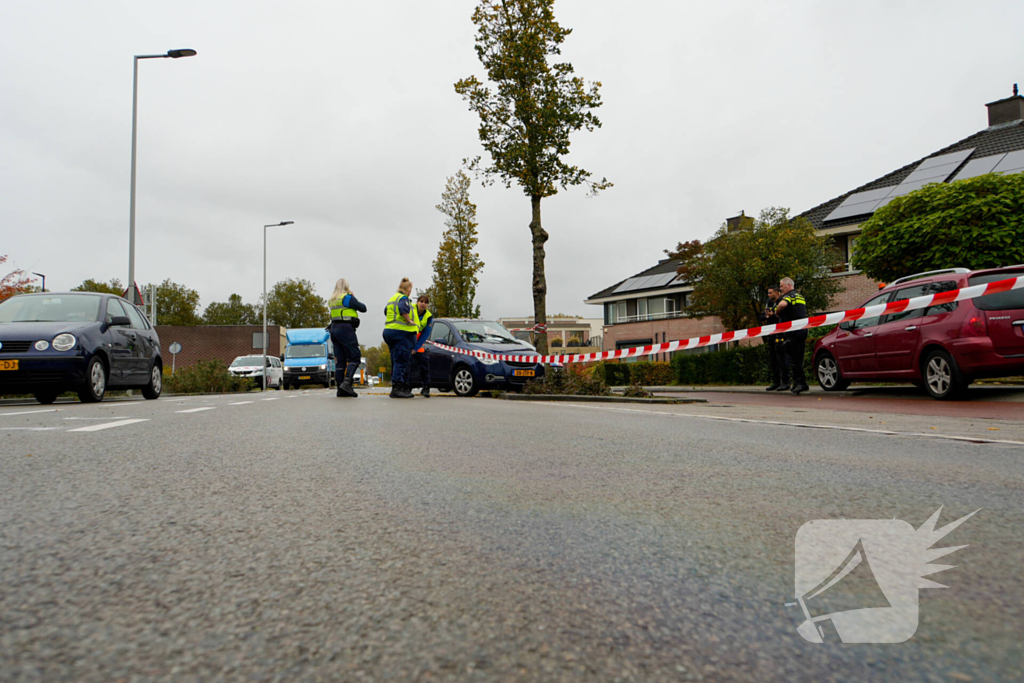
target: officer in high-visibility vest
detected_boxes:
[775,277,809,394]
[382,277,417,399]
[762,286,789,391]
[328,278,367,397]
[410,294,434,397]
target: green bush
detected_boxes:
[622,383,652,398]
[550,337,564,347]
[164,359,255,394]
[593,362,631,386]
[593,361,674,386]
[567,335,582,346]
[523,363,611,396]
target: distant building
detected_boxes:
[496,316,603,348]
[585,89,1024,354]
[155,325,287,369]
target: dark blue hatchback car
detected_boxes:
[0,292,163,404]
[413,318,545,396]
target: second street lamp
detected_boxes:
[127,47,197,304]
[263,221,294,389]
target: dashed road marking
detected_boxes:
[68,419,150,432]
[175,407,216,414]
[64,417,129,420]
[3,427,62,431]
[0,409,60,417]
[261,398,279,402]
[229,401,255,405]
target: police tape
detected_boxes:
[425,273,1024,365]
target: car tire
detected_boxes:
[77,356,107,403]
[275,379,282,390]
[815,352,849,391]
[923,349,967,401]
[142,362,162,400]
[34,390,59,405]
[452,365,479,397]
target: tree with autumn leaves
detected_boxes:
[0,255,35,303]
[455,0,610,352]
[426,171,485,318]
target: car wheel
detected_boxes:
[77,356,107,403]
[815,352,849,391]
[452,365,479,397]
[923,349,967,401]
[34,390,59,404]
[142,363,162,399]
[275,377,282,390]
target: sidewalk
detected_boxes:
[613,384,1024,401]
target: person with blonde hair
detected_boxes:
[382,277,416,398]
[328,278,367,397]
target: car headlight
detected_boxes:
[52,334,77,352]
[35,340,50,351]
[319,364,327,370]
[479,357,499,366]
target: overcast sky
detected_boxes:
[3,0,1022,332]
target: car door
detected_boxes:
[270,357,283,387]
[123,301,155,382]
[427,322,457,385]
[874,284,928,374]
[103,298,135,384]
[833,292,890,376]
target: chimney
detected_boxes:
[726,210,754,233]
[986,84,1024,127]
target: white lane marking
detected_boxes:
[3,427,62,431]
[555,404,1024,447]
[261,398,279,402]
[64,417,129,420]
[175,407,216,414]
[0,409,60,417]
[68,419,150,432]
[229,401,255,405]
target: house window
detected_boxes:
[848,235,859,270]
[638,298,648,319]
[648,297,665,318]
[604,303,615,325]
[617,301,627,322]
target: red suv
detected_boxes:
[812,266,1024,400]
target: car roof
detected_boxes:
[878,265,1024,294]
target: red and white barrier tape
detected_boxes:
[427,274,1024,365]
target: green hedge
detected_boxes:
[669,325,836,386]
[593,361,675,386]
[164,359,255,394]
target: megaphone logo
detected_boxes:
[791,507,978,643]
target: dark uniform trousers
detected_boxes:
[410,349,430,388]
[766,334,788,385]
[330,321,360,385]
[783,331,808,387]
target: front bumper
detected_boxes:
[0,356,88,394]
[284,369,331,385]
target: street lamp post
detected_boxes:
[127,48,197,305]
[32,272,46,292]
[263,221,294,389]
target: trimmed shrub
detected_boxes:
[550,337,564,347]
[629,361,675,386]
[622,382,652,398]
[523,363,611,396]
[164,359,255,394]
[567,335,582,346]
[593,361,631,386]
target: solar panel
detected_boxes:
[823,188,893,222]
[886,178,939,198]
[951,154,1005,181]
[915,148,974,171]
[993,149,1024,174]
[647,273,678,288]
[626,275,658,291]
[612,277,641,293]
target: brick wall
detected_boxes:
[830,272,881,312]
[154,326,287,370]
[602,316,727,360]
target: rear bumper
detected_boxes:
[951,338,1024,376]
[0,356,88,394]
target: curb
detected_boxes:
[499,393,706,405]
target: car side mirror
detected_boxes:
[110,315,131,327]
[838,321,852,331]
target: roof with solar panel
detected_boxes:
[801,89,1024,230]
[586,256,687,301]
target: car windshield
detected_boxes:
[231,356,265,366]
[286,344,326,358]
[969,271,1024,311]
[0,294,102,323]
[455,321,519,344]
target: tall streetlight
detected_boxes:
[263,221,294,389]
[32,273,46,292]
[127,48,197,304]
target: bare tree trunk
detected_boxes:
[529,194,549,354]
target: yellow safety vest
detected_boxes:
[384,292,417,332]
[329,294,359,321]
[414,308,432,333]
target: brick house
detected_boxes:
[586,90,1024,353]
[154,325,287,371]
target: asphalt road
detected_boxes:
[1,389,1022,682]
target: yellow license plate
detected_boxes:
[299,375,310,380]
[0,359,18,371]
[513,369,535,377]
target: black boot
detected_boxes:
[766,383,780,391]
[791,384,810,395]
[775,383,791,392]
[338,379,357,397]
[393,382,414,399]
[421,386,431,397]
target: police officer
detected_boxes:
[328,278,367,398]
[775,277,810,394]
[762,286,789,391]
[383,277,417,399]
[410,294,434,397]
